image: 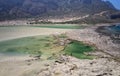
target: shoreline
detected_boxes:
[0,24,120,76]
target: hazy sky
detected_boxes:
[104,0,120,10]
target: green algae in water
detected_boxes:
[0,35,63,59]
[64,40,95,59]
[0,35,95,59]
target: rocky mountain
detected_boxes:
[0,0,118,21]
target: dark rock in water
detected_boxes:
[97,24,120,35]
[96,24,120,35]
[110,14,120,19]
[96,24,120,43]
[108,24,120,33]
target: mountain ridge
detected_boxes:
[0,0,119,22]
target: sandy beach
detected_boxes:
[0,27,71,41]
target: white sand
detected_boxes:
[0,27,71,41]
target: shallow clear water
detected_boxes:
[0,52,27,62]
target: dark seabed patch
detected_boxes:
[96,24,120,44]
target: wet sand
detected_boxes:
[0,54,54,76]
